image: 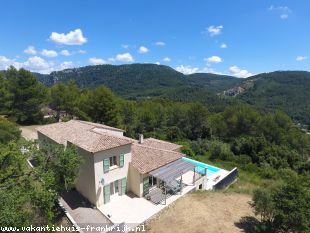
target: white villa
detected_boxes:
[37,120,236,224]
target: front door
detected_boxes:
[110,180,119,201]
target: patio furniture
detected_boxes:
[213,175,220,182]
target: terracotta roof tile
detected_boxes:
[36,120,132,152]
[142,138,182,151]
[131,144,185,174]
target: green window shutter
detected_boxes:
[143,177,149,196]
[103,158,110,173]
[121,177,126,195]
[119,154,124,167]
[104,184,110,204]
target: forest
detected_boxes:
[0,67,309,232]
[30,64,310,128]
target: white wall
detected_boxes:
[74,147,97,205]
[128,165,144,197]
[93,144,132,206]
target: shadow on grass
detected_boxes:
[235,216,260,233]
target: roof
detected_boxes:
[142,138,182,151]
[149,159,195,183]
[131,144,185,174]
[37,120,185,172]
[76,120,125,132]
[36,120,133,153]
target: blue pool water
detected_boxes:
[182,157,221,177]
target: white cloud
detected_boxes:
[122,44,129,49]
[175,65,199,75]
[49,29,87,45]
[220,43,227,48]
[163,57,171,62]
[280,14,288,19]
[24,46,37,55]
[60,50,71,56]
[138,46,149,54]
[207,25,223,36]
[41,49,58,57]
[229,66,253,78]
[60,61,75,69]
[205,56,223,63]
[88,57,107,65]
[0,55,54,74]
[155,41,165,46]
[78,50,86,54]
[23,56,54,74]
[296,56,308,61]
[115,53,134,62]
[0,56,22,70]
[268,5,291,19]
[155,61,160,65]
[108,57,116,62]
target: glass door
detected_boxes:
[114,180,119,194]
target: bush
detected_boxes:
[0,117,21,144]
[209,140,233,160]
[251,179,310,233]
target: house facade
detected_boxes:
[37,120,206,207]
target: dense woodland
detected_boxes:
[0,67,309,232]
[35,64,242,97]
[31,64,310,129]
[238,71,310,127]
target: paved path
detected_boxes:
[60,190,112,232]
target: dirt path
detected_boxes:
[145,192,255,233]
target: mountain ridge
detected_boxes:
[32,63,241,97]
[223,71,310,126]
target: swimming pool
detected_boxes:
[182,157,221,177]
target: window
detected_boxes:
[104,184,110,204]
[103,158,110,173]
[143,177,149,196]
[109,156,117,167]
[119,154,124,167]
[149,176,157,186]
[121,178,126,195]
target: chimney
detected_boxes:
[139,134,144,144]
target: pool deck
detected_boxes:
[97,167,229,227]
[205,169,230,190]
[98,170,198,227]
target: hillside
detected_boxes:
[33,64,240,97]
[224,71,310,126]
[187,73,242,93]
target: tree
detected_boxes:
[184,103,209,140]
[79,86,121,126]
[0,117,21,144]
[5,67,47,124]
[251,179,310,233]
[0,142,41,227]
[220,105,260,140]
[34,143,82,192]
[272,180,310,233]
[251,189,275,224]
[49,81,81,121]
[0,74,13,115]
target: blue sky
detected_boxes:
[0,0,309,77]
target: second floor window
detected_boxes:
[110,156,117,167]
